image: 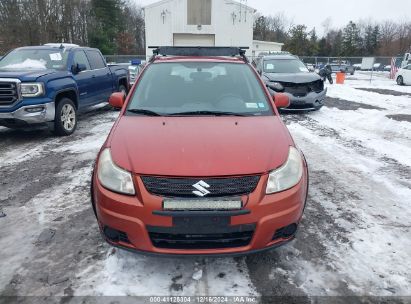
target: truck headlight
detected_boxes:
[21,83,45,97]
[97,148,135,195]
[266,147,303,194]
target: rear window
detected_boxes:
[127,62,272,116]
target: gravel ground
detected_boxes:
[0,73,410,303]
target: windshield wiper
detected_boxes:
[127,108,162,116]
[168,110,248,117]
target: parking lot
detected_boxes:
[0,72,410,300]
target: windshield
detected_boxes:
[127,62,272,116]
[0,49,68,70]
[263,59,309,73]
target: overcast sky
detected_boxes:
[134,0,411,36]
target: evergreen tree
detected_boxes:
[342,21,362,56]
[326,30,343,56]
[284,25,309,55]
[318,37,332,56]
[371,25,381,54]
[363,25,374,55]
[308,28,319,56]
[88,0,125,55]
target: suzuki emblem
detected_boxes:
[192,180,210,197]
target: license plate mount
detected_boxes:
[163,198,242,211]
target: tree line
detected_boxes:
[0,0,145,55]
[253,14,411,57]
[1,1,410,57]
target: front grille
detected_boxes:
[0,80,20,106]
[283,84,310,97]
[149,230,254,249]
[280,80,324,97]
[141,175,260,198]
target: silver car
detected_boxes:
[253,54,327,111]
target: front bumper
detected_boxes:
[282,89,327,111]
[92,170,308,256]
[0,102,55,127]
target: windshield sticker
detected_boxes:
[245,103,258,109]
[266,63,275,70]
[299,67,309,72]
[258,103,265,108]
[49,53,62,61]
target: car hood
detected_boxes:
[0,69,57,81]
[264,72,321,83]
[109,116,292,176]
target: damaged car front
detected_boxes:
[254,54,327,111]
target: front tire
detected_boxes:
[118,84,127,97]
[53,98,77,136]
[397,76,404,86]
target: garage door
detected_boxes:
[173,34,215,47]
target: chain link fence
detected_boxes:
[298,56,402,70]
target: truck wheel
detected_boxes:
[397,76,404,85]
[53,98,77,136]
[118,84,127,97]
[110,84,128,112]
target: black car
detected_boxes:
[253,54,327,111]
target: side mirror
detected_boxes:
[273,93,290,109]
[109,92,125,108]
[71,63,87,74]
[78,63,87,73]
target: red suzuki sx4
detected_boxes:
[91,47,308,256]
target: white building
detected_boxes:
[144,0,282,58]
[252,40,284,57]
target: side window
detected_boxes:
[73,51,91,70]
[86,50,106,70]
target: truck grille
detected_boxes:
[141,175,260,198]
[148,229,254,249]
[0,80,20,107]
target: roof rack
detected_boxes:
[148,46,250,63]
[258,51,292,56]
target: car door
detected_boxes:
[405,65,411,85]
[85,49,113,104]
[71,50,94,106]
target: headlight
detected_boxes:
[271,82,284,91]
[97,148,135,195]
[21,82,44,97]
[267,82,284,92]
[266,146,303,194]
